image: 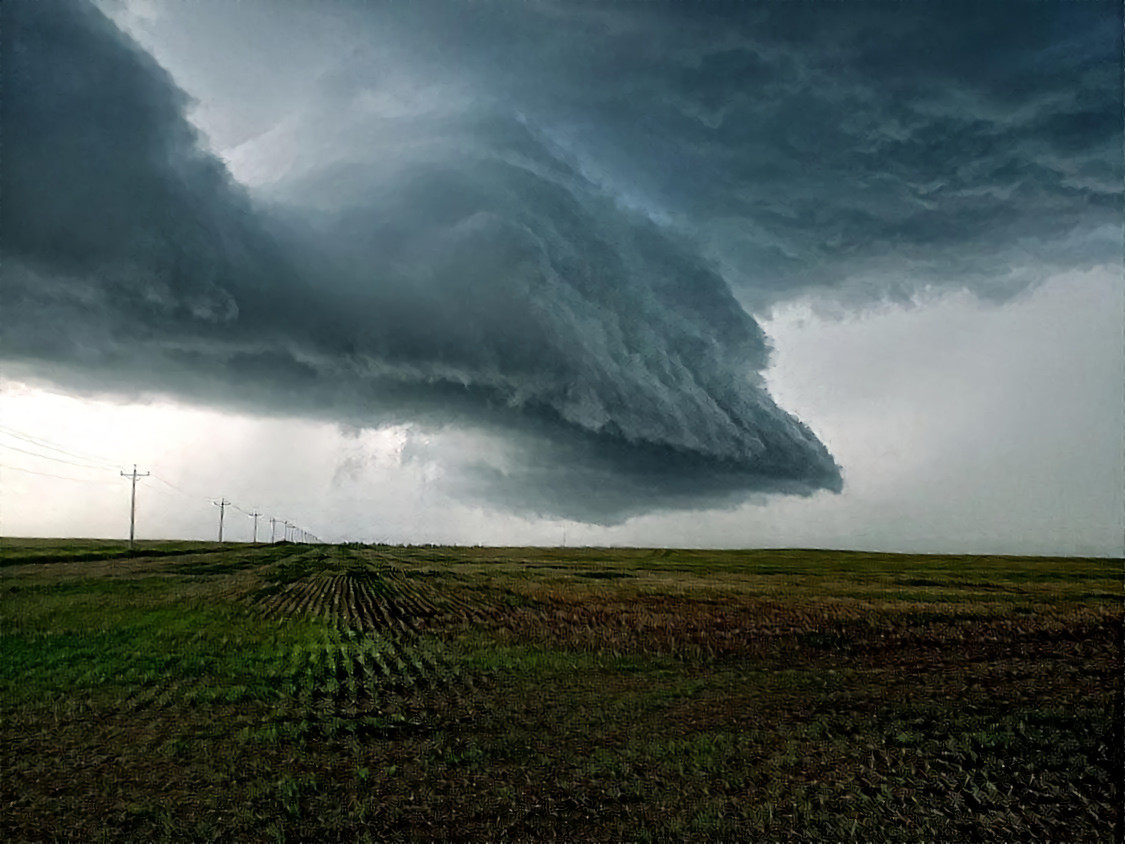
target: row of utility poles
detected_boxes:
[120,464,321,548]
[266,516,314,544]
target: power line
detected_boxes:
[149,476,200,501]
[0,441,117,471]
[143,482,188,504]
[2,431,324,543]
[0,425,120,469]
[0,464,119,484]
[0,425,118,463]
[150,473,210,503]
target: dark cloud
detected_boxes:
[2,1,289,346]
[2,0,1116,521]
[0,0,841,521]
[351,0,1119,306]
[237,0,1118,304]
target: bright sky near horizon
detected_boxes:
[4,267,1120,554]
[1,1,1121,555]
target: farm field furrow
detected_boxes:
[0,541,1119,842]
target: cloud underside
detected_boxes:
[1,1,1117,520]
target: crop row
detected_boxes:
[119,623,473,720]
[253,566,498,632]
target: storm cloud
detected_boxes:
[358,0,1118,308]
[1,0,1117,521]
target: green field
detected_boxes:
[1,539,1120,841]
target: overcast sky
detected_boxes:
[1,0,1120,554]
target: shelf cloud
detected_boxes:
[2,0,1116,521]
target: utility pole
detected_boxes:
[270,517,278,543]
[214,498,230,542]
[284,521,293,542]
[120,464,149,551]
[248,510,261,543]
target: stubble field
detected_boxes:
[1,539,1120,841]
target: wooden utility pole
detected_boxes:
[120,464,149,551]
[248,510,261,543]
[214,498,231,542]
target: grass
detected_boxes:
[0,541,1119,841]
[0,537,230,566]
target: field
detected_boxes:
[1,539,1120,841]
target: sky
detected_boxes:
[1,0,1121,554]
